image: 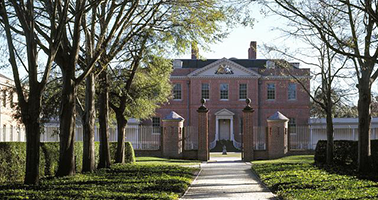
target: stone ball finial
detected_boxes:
[243,98,254,112]
[201,98,206,106]
[198,98,208,112]
[246,98,251,106]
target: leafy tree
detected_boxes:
[109,55,172,163]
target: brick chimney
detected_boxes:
[248,41,257,59]
[191,42,199,59]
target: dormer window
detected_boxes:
[266,60,276,69]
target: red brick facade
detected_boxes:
[154,47,310,148]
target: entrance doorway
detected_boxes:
[219,119,230,140]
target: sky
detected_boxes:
[179,5,292,61]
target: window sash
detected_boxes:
[288,118,296,134]
[267,83,275,100]
[239,84,247,99]
[288,83,297,100]
[173,84,182,100]
[220,84,229,100]
[201,83,210,99]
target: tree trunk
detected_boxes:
[358,75,372,173]
[56,69,76,177]
[24,115,41,185]
[98,70,111,168]
[115,114,127,164]
[326,106,334,165]
[82,73,96,172]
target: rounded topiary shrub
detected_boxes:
[125,142,136,164]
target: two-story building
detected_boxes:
[153,41,310,150]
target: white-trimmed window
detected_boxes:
[239,83,247,100]
[220,84,229,100]
[288,83,297,100]
[152,117,161,134]
[201,83,210,100]
[173,83,182,100]
[267,83,275,100]
[289,118,296,135]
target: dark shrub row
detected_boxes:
[315,140,378,169]
[0,141,135,183]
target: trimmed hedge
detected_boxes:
[0,141,136,183]
[0,142,28,183]
[315,140,378,170]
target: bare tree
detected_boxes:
[260,0,378,173]
[268,39,349,164]
[0,0,67,184]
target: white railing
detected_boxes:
[233,140,242,150]
[253,126,266,150]
[5,124,378,152]
[209,140,216,150]
[125,126,160,150]
[184,126,198,150]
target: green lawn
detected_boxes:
[136,156,200,166]
[252,155,378,200]
[209,152,241,158]
[0,164,195,199]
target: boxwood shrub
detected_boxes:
[0,141,135,184]
[125,141,136,163]
[315,140,378,169]
[0,142,28,183]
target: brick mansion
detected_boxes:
[153,41,311,149]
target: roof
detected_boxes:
[267,111,289,122]
[180,59,270,69]
[163,111,184,121]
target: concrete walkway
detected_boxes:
[181,153,277,200]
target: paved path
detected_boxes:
[181,153,277,200]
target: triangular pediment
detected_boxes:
[188,58,260,78]
[215,108,235,116]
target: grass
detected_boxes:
[252,155,378,200]
[136,156,200,166]
[209,152,241,158]
[0,163,196,199]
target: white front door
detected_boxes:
[219,119,230,140]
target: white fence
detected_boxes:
[253,127,267,150]
[251,126,378,151]
[184,126,198,150]
[290,126,378,150]
[0,125,160,150]
[4,123,378,152]
[125,126,160,150]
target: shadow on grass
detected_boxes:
[0,164,195,199]
[316,163,378,182]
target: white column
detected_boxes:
[215,117,219,141]
[230,118,234,141]
[310,126,313,150]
